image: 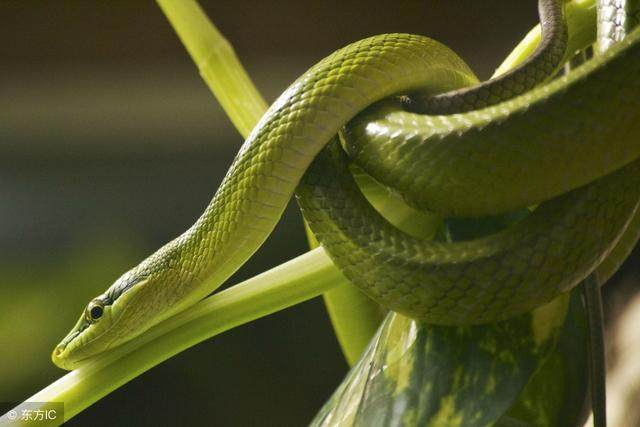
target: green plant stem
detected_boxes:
[1,248,341,426]
[156,0,267,136]
[156,0,381,364]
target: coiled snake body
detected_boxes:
[53,0,640,369]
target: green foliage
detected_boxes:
[498,292,589,426]
[312,293,588,427]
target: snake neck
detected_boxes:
[136,34,481,302]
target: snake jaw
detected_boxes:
[51,273,167,370]
[51,279,134,370]
[51,308,111,370]
[52,341,83,371]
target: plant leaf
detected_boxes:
[496,290,589,427]
[312,294,570,427]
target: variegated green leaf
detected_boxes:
[497,291,589,427]
[312,293,570,427]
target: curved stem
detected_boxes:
[1,248,341,426]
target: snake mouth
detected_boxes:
[51,345,75,370]
[51,329,89,370]
[52,341,82,370]
[51,279,153,370]
[51,304,119,370]
[51,346,96,370]
[51,318,88,370]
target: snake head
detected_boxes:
[51,271,152,370]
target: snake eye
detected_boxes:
[85,300,105,323]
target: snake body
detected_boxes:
[404,0,567,114]
[53,0,640,369]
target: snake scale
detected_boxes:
[53,0,640,369]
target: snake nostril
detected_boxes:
[52,347,64,359]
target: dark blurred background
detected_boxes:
[3,1,638,426]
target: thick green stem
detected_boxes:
[1,248,340,426]
[156,0,267,136]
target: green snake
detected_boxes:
[53,0,640,370]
